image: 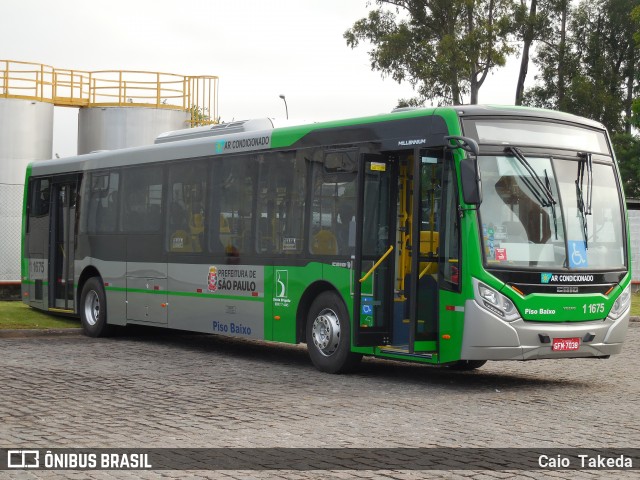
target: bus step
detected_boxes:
[378,345,434,359]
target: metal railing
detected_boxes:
[0,60,218,126]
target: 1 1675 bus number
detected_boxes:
[583,303,605,314]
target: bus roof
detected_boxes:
[28,105,607,177]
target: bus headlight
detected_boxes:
[474,278,519,322]
[610,284,631,320]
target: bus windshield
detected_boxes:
[478,155,626,270]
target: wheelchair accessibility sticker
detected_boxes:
[361,297,374,315]
[568,240,588,268]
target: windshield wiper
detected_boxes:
[505,146,556,207]
[576,152,593,248]
[544,168,558,240]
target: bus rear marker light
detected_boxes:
[442,334,451,340]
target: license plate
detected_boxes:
[552,337,580,351]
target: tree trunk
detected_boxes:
[624,36,636,134]
[470,78,479,105]
[515,0,538,105]
[557,0,568,109]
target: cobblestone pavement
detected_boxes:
[1,323,639,479]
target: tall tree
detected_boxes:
[522,0,574,110]
[514,0,538,105]
[345,0,516,106]
[525,0,640,134]
[613,133,640,197]
[514,0,566,105]
[625,3,640,133]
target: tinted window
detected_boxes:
[121,166,164,233]
[256,151,306,254]
[167,161,207,253]
[30,178,50,217]
[310,149,357,256]
[209,156,255,257]
[85,172,119,233]
[464,119,609,154]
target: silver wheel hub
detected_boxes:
[312,308,341,357]
[84,290,100,326]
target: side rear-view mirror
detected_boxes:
[445,135,482,205]
[460,158,482,205]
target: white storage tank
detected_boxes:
[78,107,189,154]
[0,97,54,283]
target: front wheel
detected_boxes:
[80,277,113,337]
[306,291,361,374]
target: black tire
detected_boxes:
[80,277,113,337]
[306,291,362,374]
[446,360,487,371]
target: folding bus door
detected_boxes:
[353,154,397,347]
[49,177,79,313]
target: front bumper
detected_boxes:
[460,299,629,360]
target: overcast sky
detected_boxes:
[2,0,524,156]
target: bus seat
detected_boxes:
[420,230,439,254]
[311,229,338,255]
[404,230,440,274]
[219,214,230,233]
[190,213,204,232]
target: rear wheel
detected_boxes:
[306,291,361,374]
[80,277,113,337]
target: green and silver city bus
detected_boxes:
[21,106,631,373]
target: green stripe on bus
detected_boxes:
[105,286,264,302]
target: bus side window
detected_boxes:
[121,166,164,233]
[86,172,119,233]
[167,161,207,253]
[30,178,50,218]
[26,178,50,235]
[309,149,357,256]
[256,151,306,255]
[209,155,255,258]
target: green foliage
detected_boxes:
[633,5,640,44]
[189,105,214,127]
[632,291,640,317]
[612,133,640,198]
[524,0,640,135]
[345,0,517,106]
[633,98,640,128]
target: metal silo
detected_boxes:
[76,71,217,154]
[0,62,218,294]
[78,107,189,154]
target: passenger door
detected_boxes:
[48,177,79,312]
[353,154,397,346]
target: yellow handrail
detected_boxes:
[359,245,394,284]
[0,60,218,126]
